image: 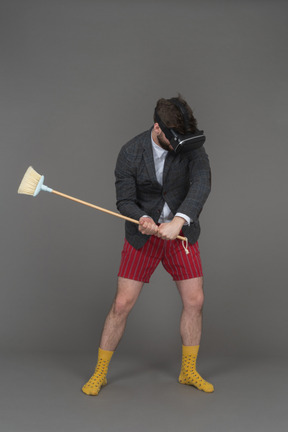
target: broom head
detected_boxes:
[18,166,43,196]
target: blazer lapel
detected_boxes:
[143,130,158,183]
[163,151,175,183]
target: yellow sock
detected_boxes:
[179,345,214,393]
[82,348,114,396]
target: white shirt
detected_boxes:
[147,135,191,225]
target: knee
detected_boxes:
[184,290,204,312]
[112,295,134,316]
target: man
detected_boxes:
[82,95,214,395]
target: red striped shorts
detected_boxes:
[118,235,203,283]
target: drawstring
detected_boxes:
[182,238,189,255]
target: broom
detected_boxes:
[17,166,189,253]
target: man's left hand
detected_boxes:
[157,216,185,240]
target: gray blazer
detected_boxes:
[115,128,211,249]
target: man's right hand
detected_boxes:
[138,217,159,236]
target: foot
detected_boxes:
[82,373,107,396]
[179,371,214,393]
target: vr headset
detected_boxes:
[154,98,206,154]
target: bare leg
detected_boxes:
[176,277,204,346]
[100,277,144,351]
[82,277,144,396]
[176,277,214,392]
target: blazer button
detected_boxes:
[163,191,167,196]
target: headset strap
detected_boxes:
[154,111,174,141]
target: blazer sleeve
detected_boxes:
[114,146,146,221]
[176,147,211,223]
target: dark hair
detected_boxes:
[153,95,198,134]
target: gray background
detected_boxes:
[1,0,287,431]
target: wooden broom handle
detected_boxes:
[52,189,188,242]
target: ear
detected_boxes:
[153,122,162,135]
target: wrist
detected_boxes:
[140,215,152,222]
[173,216,185,228]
